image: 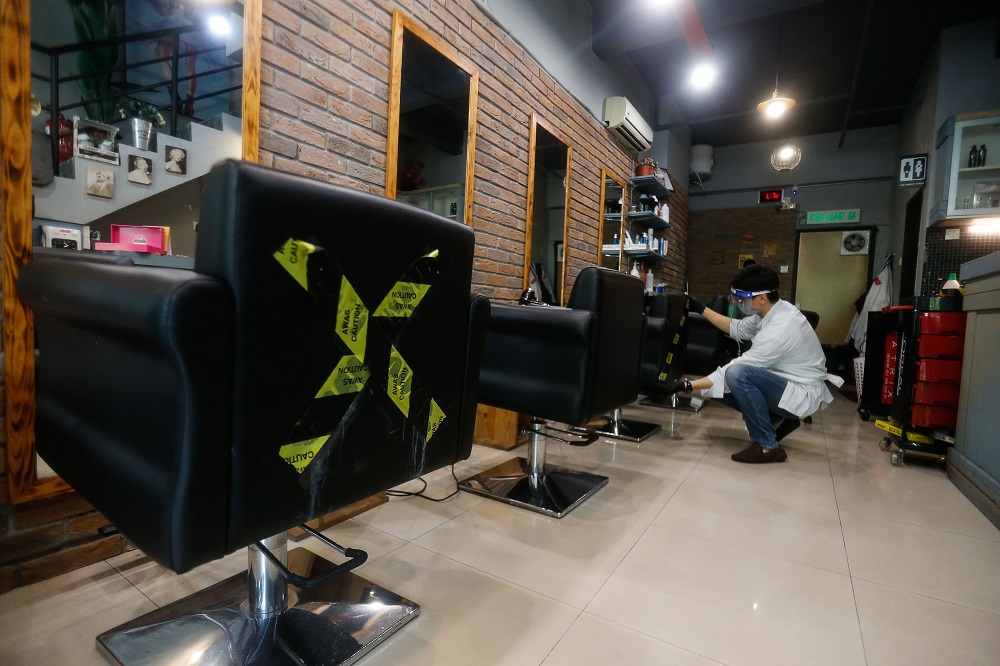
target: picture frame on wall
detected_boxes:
[127,155,153,185]
[164,145,188,174]
[74,117,120,165]
[85,165,114,199]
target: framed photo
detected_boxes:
[164,145,188,174]
[85,165,115,199]
[127,155,153,185]
[74,117,120,165]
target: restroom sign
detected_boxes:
[898,154,927,187]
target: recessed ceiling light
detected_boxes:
[688,60,717,90]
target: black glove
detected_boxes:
[664,377,693,394]
[687,296,706,315]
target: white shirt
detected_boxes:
[703,299,845,417]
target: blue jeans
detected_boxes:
[717,364,798,449]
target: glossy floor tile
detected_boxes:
[2,393,999,665]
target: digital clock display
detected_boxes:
[758,189,783,204]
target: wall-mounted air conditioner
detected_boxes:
[602,96,653,153]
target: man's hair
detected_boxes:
[731,264,780,303]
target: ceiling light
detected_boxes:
[207,15,231,36]
[689,60,717,90]
[757,90,796,118]
[771,143,801,171]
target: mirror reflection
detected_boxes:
[524,117,570,305]
[599,169,626,270]
[388,13,478,224]
[29,0,244,234]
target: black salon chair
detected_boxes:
[458,267,645,518]
[19,160,489,666]
[685,296,740,376]
[589,292,665,442]
[639,293,706,412]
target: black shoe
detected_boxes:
[772,417,801,442]
[731,442,787,464]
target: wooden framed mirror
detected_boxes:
[598,168,626,271]
[385,9,478,224]
[1,0,262,504]
[523,113,571,305]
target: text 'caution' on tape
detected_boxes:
[273,238,318,291]
[337,276,368,360]
[387,345,413,417]
[315,355,370,397]
[279,435,330,474]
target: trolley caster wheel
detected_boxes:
[879,437,892,452]
[890,450,904,466]
[858,408,870,422]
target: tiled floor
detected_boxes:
[2,393,1000,665]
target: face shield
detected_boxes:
[729,287,772,316]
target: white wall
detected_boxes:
[475,0,651,129]
[33,114,242,225]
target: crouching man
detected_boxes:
[669,264,844,463]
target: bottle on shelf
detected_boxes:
[978,144,987,167]
[612,233,618,245]
[969,145,978,167]
[630,261,641,278]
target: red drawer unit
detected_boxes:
[910,404,958,430]
[911,382,960,406]
[916,334,965,359]
[917,311,967,336]
[914,359,963,384]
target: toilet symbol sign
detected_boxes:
[899,154,927,187]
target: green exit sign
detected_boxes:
[806,209,860,224]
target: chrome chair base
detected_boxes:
[97,548,419,666]
[459,456,609,518]
[594,408,661,442]
[640,393,706,413]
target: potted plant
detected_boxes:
[117,99,165,152]
[636,156,657,177]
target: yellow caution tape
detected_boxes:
[427,398,446,441]
[337,276,368,360]
[679,315,686,327]
[875,419,901,437]
[374,281,431,317]
[279,435,329,474]
[315,355,370,397]
[673,333,680,345]
[874,419,935,445]
[273,238,318,290]
[387,345,413,417]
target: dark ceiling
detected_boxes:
[590,0,999,148]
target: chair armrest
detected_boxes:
[19,257,235,573]
[478,303,597,425]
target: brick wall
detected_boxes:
[687,206,798,303]
[257,0,689,303]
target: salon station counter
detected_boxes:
[950,250,1000,529]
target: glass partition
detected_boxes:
[1,0,262,503]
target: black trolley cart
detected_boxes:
[873,303,966,466]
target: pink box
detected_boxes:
[109,225,169,255]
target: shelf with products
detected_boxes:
[623,169,672,266]
[940,115,1000,220]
